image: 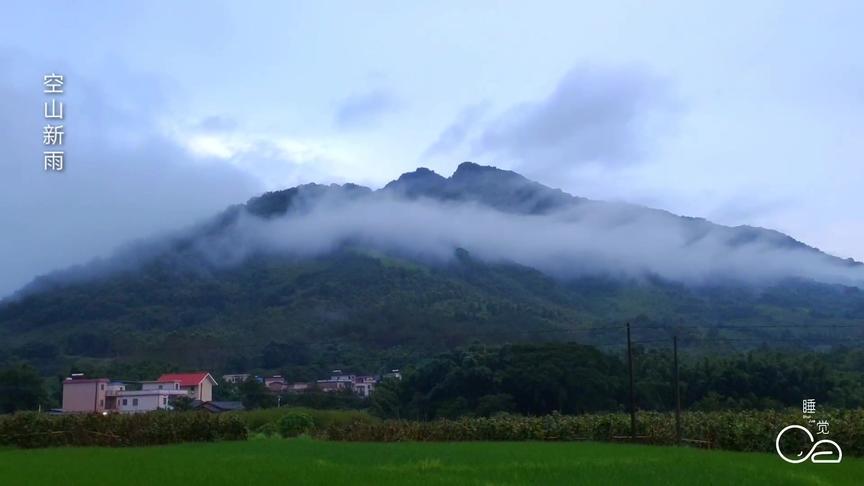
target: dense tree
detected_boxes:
[375,343,864,420]
[239,380,277,410]
[0,364,50,413]
[2,249,863,377]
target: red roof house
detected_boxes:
[157,372,217,402]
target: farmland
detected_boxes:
[1,438,861,486]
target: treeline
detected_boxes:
[371,343,864,420]
[4,342,864,417]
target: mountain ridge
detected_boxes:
[1,162,863,374]
[7,162,862,302]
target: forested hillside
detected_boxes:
[1,163,863,375]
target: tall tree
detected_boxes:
[0,364,49,413]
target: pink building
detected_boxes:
[62,376,110,413]
[264,375,287,393]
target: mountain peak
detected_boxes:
[391,167,445,184]
[451,161,524,182]
[383,167,447,197]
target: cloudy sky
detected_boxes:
[0,1,862,297]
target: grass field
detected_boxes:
[0,438,860,485]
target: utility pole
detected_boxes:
[674,335,682,444]
[627,322,636,440]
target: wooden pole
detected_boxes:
[627,322,636,439]
[674,335,682,444]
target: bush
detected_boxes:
[256,422,278,437]
[319,409,864,457]
[0,411,247,449]
[277,411,314,438]
[230,407,377,432]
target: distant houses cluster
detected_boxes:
[61,372,218,414]
[225,369,402,398]
[60,368,401,414]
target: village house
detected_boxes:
[352,375,376,397]
[157,372,217,402]
[61,375,110,413]
[114,389,186,413]
[264,375,287,393]
[286,382,311,393]
[222,373,250,384]
[140,380,181,392]
[192,401,245,413]
[383,369,402,381]
[62,375,186,414]
[316,370,354,393]
[313,370,384,397]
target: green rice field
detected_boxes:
[1,438,860,485]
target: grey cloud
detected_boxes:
[196,115,238,132]
[190,192,864,288]
[0,51,262,298]
[707,196,794,225]
[226,139,343,190]
[470,65,678,169]
[334,89,399,129]
[421,103,489,159]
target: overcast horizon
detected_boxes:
[1,1,862,297]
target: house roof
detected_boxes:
[191,400,245,413]
[63,377,109,384]
[157,372,217,387]
[207,401,245,411]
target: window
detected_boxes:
[99,399,103,407]
[158,385,163,390]
[162,397,167,405]
[122,399,127,406]
[100,384,104,390]
[175,383,179,390]
[132,398,138,407]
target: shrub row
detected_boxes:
[0,411,247,448]
[320,409,864,456]
[232,406,378,434]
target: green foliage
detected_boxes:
[230,406,377,433]
[238,380,276,410]
[276,390,367,410]
[276,411,314,437]
[0,411,247,448]
[0,364,50,414]
[256,422,278,437]
[170,396,195,412]
[376,343,864,419]
[3,249,863,378]
[321,410,864,457]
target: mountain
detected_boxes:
[2,162,863,375]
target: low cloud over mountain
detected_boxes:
[184,163,859,288]
[21,162,861,299]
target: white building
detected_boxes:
[141,380,182,392]
[114,389,187,413]
[222,373,250,384]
